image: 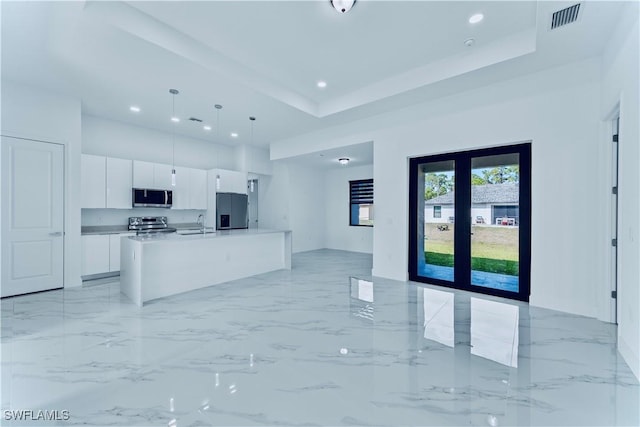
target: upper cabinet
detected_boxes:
[82,157,208,210]
[154,163,174,190]
[81,154,106,208]
[172,167,207,210]
[106,158,132,208]
[211,169,248,194]
[81,154,133,209]
[132,161,155,188]
[172,166,190,210]
[133,160,173,190]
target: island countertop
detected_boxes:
[128,228,290,243]
[120,228,292,307]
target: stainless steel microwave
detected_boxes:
[132,188,172,208]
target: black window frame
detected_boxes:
[408,143,531,302]
[349,179,374,227]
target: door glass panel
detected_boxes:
[418,160,455,282]
[470,154,520,292]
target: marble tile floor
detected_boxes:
[1,249,638,427]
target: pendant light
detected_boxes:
[169,88,179,186]
[330,0,356,13]
[215,104,223,191]
[249,116,256,193]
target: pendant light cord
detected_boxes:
[172,94,175,171]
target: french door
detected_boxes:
[409,143,531,301]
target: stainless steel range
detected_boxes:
[128,216,177,235]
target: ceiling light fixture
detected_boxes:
[230,132,238,138]
[464,38,475,47]
[338,157,350,165]
[330,0,356,13]
[215,104,223,190]
[169,88,179,186]
[129,105,140,113]
[317,80,327,89]
[203,125,212,131]
[469,13,484,24]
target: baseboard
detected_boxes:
[618,334,640,381]
[371,268,408,282]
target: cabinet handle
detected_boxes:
[49,231,63,237]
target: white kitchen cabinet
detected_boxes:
[189,168,208,209]
[170,167,207,210]
[133,160,174,190]
[172,166,190,209]
[154,163,174,190]
[81,234,110,276]
[109,233,135,272]
[211,168,248,194]
[81,154,106,208]
[133,161,155,188]
[106,157,132,208]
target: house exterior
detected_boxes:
[425,183,519,225]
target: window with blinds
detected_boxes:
[349,179,374,226]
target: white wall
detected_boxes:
[258,160,325,253]
[258,161,291,232]
[271,58,612,324]
[601,3,640,380]
[234,145,273,175]
[425,205,456,223]
[82,115,235,170]
[324,164,373,254]
[1,80,83,287]
[374,59,603,319]
[288,163,326,253]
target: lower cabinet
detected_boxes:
[109,233,135,271]
[82,233,135,277]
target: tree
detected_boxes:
[471,174,486,185]
[424,173,453,200]
[479,165,519,184]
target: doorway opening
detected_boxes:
[247,179,259,229]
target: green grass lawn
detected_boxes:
[425,251,519,276]
[424,224,519,275]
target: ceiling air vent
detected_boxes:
[551,3,581,30]
[188,117,203,122]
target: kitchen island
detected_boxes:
[120,229,292,307]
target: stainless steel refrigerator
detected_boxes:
[216,192,248,230]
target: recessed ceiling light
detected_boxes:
[469,13,484,24]
[171,117,180,123]
[338,157,350,165]
[317,80,327,89]
[230,132,239,138]
[203,125,212,131]
[129,106,140,113]
[464,38,475,47]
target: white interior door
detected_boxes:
[1,136,64,297]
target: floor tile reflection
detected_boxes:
[1,249,638,426]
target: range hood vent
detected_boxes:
[551,3,581,30]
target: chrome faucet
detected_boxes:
[197,213,206,233]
